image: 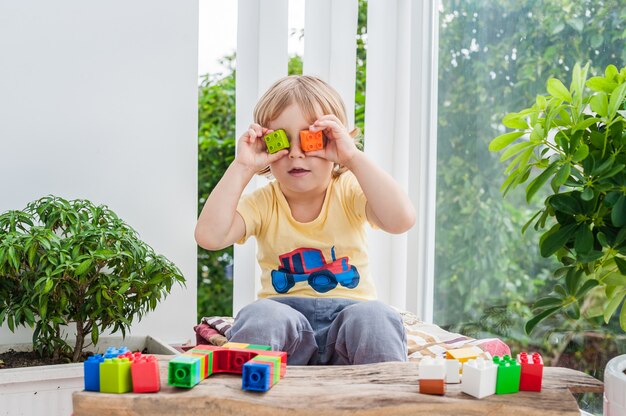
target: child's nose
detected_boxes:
[288,136,305,159]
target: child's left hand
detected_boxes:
[307,115,359,167]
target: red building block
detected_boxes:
[517,352,543,392]
[131,355,161,393]
[299,130,324,152]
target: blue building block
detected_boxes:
[103,346,129,359]
[84,354,105,391]
[242,362,271,392]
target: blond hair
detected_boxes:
[254,75,358,177]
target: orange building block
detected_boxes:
[300,130,324,152]
[419,379,445,395]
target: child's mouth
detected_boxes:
[288,168,310,177]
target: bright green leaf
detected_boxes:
[489,131,525,152]
[547,78,572,102]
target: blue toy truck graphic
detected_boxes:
[271,247,360,293]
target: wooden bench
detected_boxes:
[72,359,603,415]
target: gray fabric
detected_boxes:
[228,297,407,365]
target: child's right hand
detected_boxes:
[235,123,288,172]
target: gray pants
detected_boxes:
[228,297,408,365]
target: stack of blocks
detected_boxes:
[418,356,446,395]
[168,342,287,392]
[83,347,160,393]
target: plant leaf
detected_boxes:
[489,131,525,152]
[540,223,578,257]
[526,306,561,334]
[604,288,626,323]
[611,195,626,227]
[526,162,559,202]
[547,78,572,102]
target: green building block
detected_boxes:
[100,357,132,393]
[263,129,290,154]
[252,355,281,385]
[245,344,272,351]
[168,355,202,388]
[494,355,521,394]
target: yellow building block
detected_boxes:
[222,342,249,349]
[446,346,482,363]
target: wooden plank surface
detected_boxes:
[73,360,603,416]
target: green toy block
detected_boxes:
[245,344,272,351]
[252,355,281,385]
[263,129,290,154]
[100,357,132,393]
[494,355,521,394]
[168,355,202,388]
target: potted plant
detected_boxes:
[0,195,186,362]
[0,196,185,413]
[489,63,626,413]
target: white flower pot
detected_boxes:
[0,335,177,416]
[604,354,626,416]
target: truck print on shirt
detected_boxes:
[270,246,360,294]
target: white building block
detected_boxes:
[461,358,497,399]
[445,359,461,383]
[419,356,446,379]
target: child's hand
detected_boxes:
[307,115,359,167]
[235,123,288,173]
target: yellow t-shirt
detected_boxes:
[236,171,377,300]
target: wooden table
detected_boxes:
[72,359,603,416]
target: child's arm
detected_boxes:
[309,116,416,234]
[195,124,288,250]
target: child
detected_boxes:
[195,75,416,365]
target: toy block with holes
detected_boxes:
[517,352,543,392]
[418,356,446,395]
[493,355,521,394]
[263,129,290,154]
[131,355,161,393]
[461,357,498,399]
[100,357,133,393]
[84,354,105,392]
[167,342,287,391]
[299,130,324,152]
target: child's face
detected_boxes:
[267,103,334,196]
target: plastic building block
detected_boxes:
[446,346,481,364]
[418,356,446,395]
[419,379,445,395]
[517,352,543,392]
[264,129,290,154]
[84,354,104,391]
[103,346,129,359]
[493,355,521,394]
[242,362,272,392]
[299,130,324,152]
[445,359,461,384]
[131,355,161,393]
[418,356,446,379]
[168,355,202,388]
[100,357,132,393]
[169,344,287,392]
[461,357,497,399]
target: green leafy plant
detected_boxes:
[489,63,626,334]
[0,196,185,362]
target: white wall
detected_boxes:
[0,1,199,345]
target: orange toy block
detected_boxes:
[300,130,324,152]
[419,379,445,395]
